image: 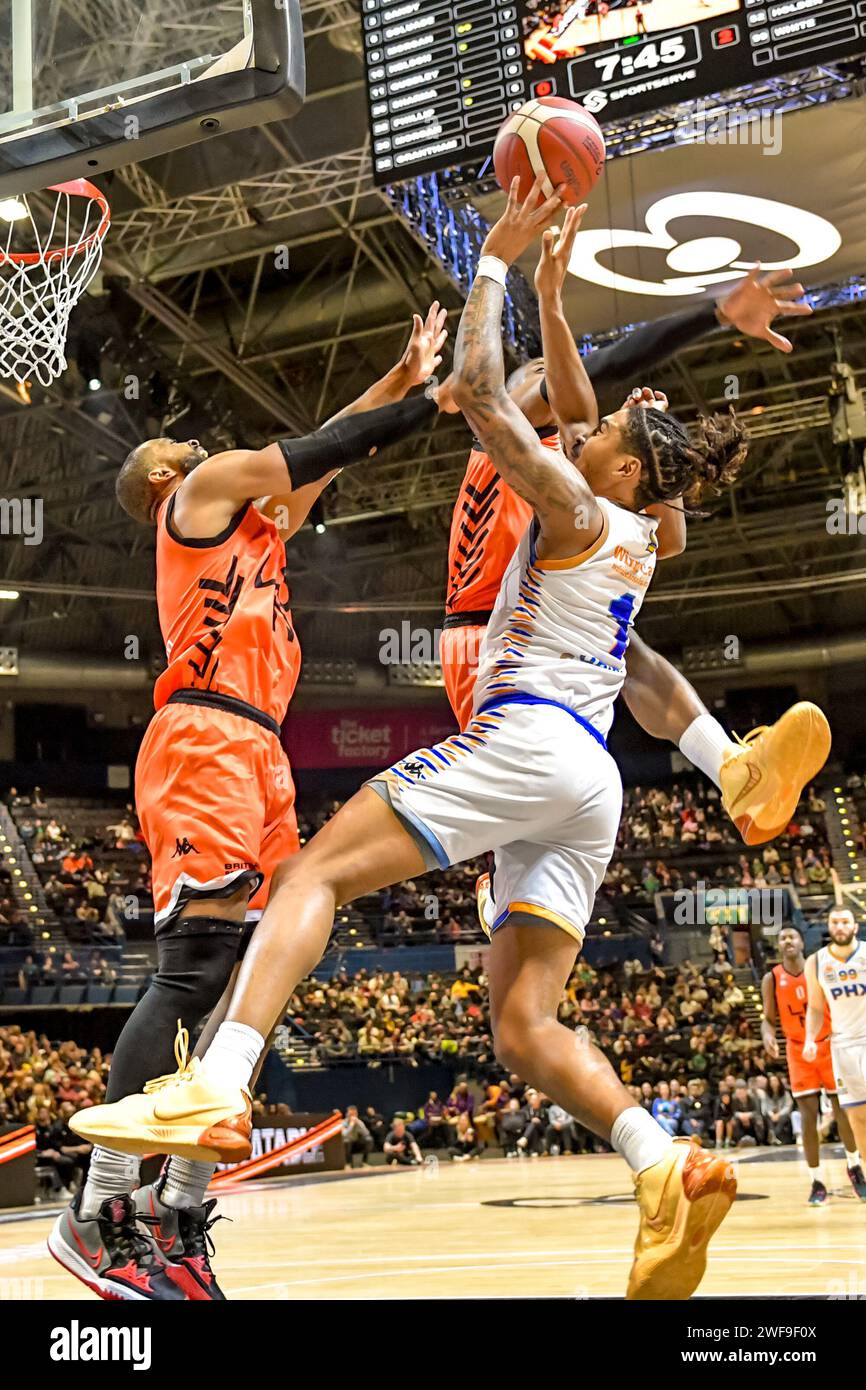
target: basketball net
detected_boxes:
[0,179,111,388]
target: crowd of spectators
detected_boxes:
[10,949,119,992]
[338,1068,808,1168]
[0,1025,105,1198]
[9,786,148,943]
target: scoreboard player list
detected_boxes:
[362,0,527,185]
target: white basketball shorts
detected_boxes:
[831,1036,866,1107]
[371,697,622,945]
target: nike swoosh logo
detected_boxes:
[70,1221,102,1269]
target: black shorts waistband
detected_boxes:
[443,610,493,630]
[166,688,281,737]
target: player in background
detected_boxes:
[50,307,449,1302]
[442,241,826,846]
[804,906,866,1169]
[72,179,749,1300]
[761,924,866,1204]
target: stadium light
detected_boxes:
[0,197,27,222]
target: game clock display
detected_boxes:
[362,0,866,183]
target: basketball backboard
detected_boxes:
[0,0,305,197]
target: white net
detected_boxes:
[0,181,110,388]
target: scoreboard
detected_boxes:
[362,0,866,184]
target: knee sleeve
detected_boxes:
[105,918,245,1102]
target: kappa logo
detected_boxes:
[171,836,199,858]
[401,759,427,779]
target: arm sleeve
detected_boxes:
[583,301,719,397]
[278,392,438,490]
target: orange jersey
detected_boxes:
[152,495,300,724]
[445,432,562,616]
[773,963,830,1045]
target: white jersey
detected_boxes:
[816,943,866,1043]
[472,496,658,737]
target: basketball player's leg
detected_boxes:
[487,916,638,1134]
[68,705,588,1153]
[624,631,830,844]
[75,708,269,1209]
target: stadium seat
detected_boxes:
[113,984,141,1004]
[58,985,85,1005]
[30,986,57,1005]
[1,987,26,1006]
[85,985,113,1004]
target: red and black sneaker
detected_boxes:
[136,1180,227,1301]
[48,1192,188,1301]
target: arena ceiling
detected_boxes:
[0,0,865,680]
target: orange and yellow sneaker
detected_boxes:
[69,1024,252,1164]
[627,1137,737,1300]
[720,701,830,846]
[476,871,493,940]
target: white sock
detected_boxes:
[161,1157,216,1211]
[808,1163,825,1183]
[80,1146,141,1218]
[199,1021,264,1091]
[845,1150,861,1171]
[611,1106,674,1175]
[679,714,739,788]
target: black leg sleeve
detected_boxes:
[105,923,245,1102]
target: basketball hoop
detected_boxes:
[0,179,111,388]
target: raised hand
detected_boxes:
[533,202,587,301]
[716,266,812,354]
[401,301,449,385]
[622,386,669,413]
[481,173,566,268]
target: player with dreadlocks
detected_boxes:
[74,178,744,1299]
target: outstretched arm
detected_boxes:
[533,206,597,459]
[260,303,448,539]
[174,392,440,540]
[452,177,603,560]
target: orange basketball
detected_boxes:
[492,97,606,207]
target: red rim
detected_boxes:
[0,178,111,267]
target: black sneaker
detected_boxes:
[847,1165,866,1200]
[48,1192,188,1300]
[808,1179,829,1206]
[135,1180,227,1301]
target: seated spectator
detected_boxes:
[517,1089,548,1157]
[342,1105,374,1168]
[731,1079,764,1146]
[651,1080,682,1136]
[546,1102,578,1155]
[449,1112,481,1162]
[680,1079,713,1141]
[761,1074,794,1144]
[499,1098,526,1158]
[17,953,41,992]
[421,1090,450,1149]
[383,1116,422,1166]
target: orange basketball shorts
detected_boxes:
[136,699,299,929]
[440,623,485,732]
[787,1035,836,1097]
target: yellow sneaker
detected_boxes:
[720,701,831,846]
[69,1024,253,1163]
[476,871,493,940]
[627,1137,736,1299]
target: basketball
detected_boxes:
[493,97,606,207]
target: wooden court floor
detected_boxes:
[3,1150,866,1300]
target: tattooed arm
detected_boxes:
[451,181,603,561]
